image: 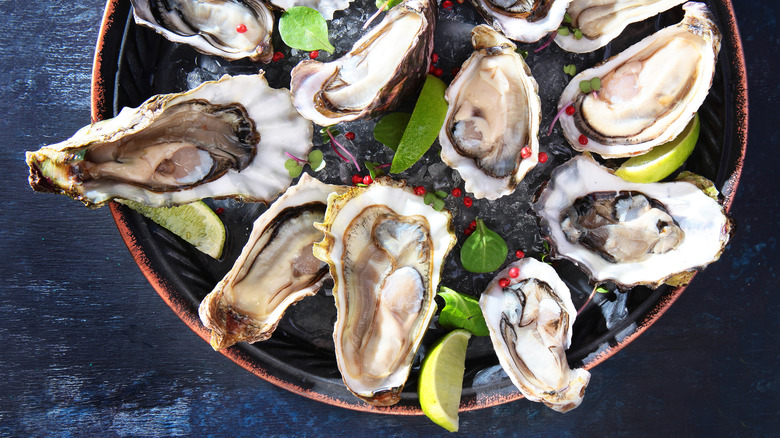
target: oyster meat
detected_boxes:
[533,155,732,289]
[470,0,572,43]
[131,0,275,61]
[480,258,590,412]
[26,73,312,208]
[199,174,348,350]
[290,0,436,126]
[439,25,541,200]
[313,178,456,406]
[554,0,686,53]
[557,2,721,158]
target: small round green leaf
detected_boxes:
[308,149,324,171]
[279,7,335,53]
[460,219,509,273]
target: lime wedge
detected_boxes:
[118,200,226,259]
[419,329,471,432]
[615,113,700,183]
[390,75,448,174]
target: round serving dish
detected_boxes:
[91,0,747,414]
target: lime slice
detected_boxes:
[390,75,448,174]
[118,200,226,259]
[419,329,472,432]
[615,113,700,183]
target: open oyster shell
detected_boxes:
[439,25,541,200]
[199,174,348,351]
[533,155,733,289]
[554,0,687,53]
[290,0,436,126]
[557,2,721,158]
[480,258,590,412]
[26,73,312,208]
[313,177,456,406]
[130,0,274,61]
[470,0,572,43]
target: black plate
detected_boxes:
[92,0,747,413]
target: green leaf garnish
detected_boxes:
[596,286,610,294]
[438,287,490,336]
[460,219,508,273]
[579,77,601,94]
[563,64,577,76]
[432,198,445,211]
[364,161,386,179]
[320,126,341,142]
[557,27,570,37]
[284,159,303,178]
[435,190,448,199]
[564,12,572,23]
[279,7,335,53]
[390,75,448,173]
[373,112,411,152]
[423,192,436,205]
[574,28,583,40]
[308,150,325,171]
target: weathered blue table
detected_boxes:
[1,0,776,436]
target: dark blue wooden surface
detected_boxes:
[1,1,777,436]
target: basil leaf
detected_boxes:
[460,219,508,273]
[279,7,335,53]
[438,287,489,336]
[390,75,448,173]
[373,112,411,152]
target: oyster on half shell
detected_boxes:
[470,0,572,43]
[557,2,721,158]
[26,73,312,208]
[290,0,436,126]
[480,258,590,412]
[199,174,348,350]
[554,0,686,53]
[130,0,275,62]
[533,155,732,289]
[313,178,456,406]
[439,25,541,200]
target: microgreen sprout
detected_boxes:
[534,30,558,53]
[559,13,584,40]
[322,126,360,171]
[364,161,388,179]
[419,187,448,211]
[284,150,325,177]
[579,77,601,94]
[548,102,575,136]
[563,64,577,76]
[578,285,612,315]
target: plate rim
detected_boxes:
[90,0,748,414]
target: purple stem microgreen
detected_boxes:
[534,30,558,53]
